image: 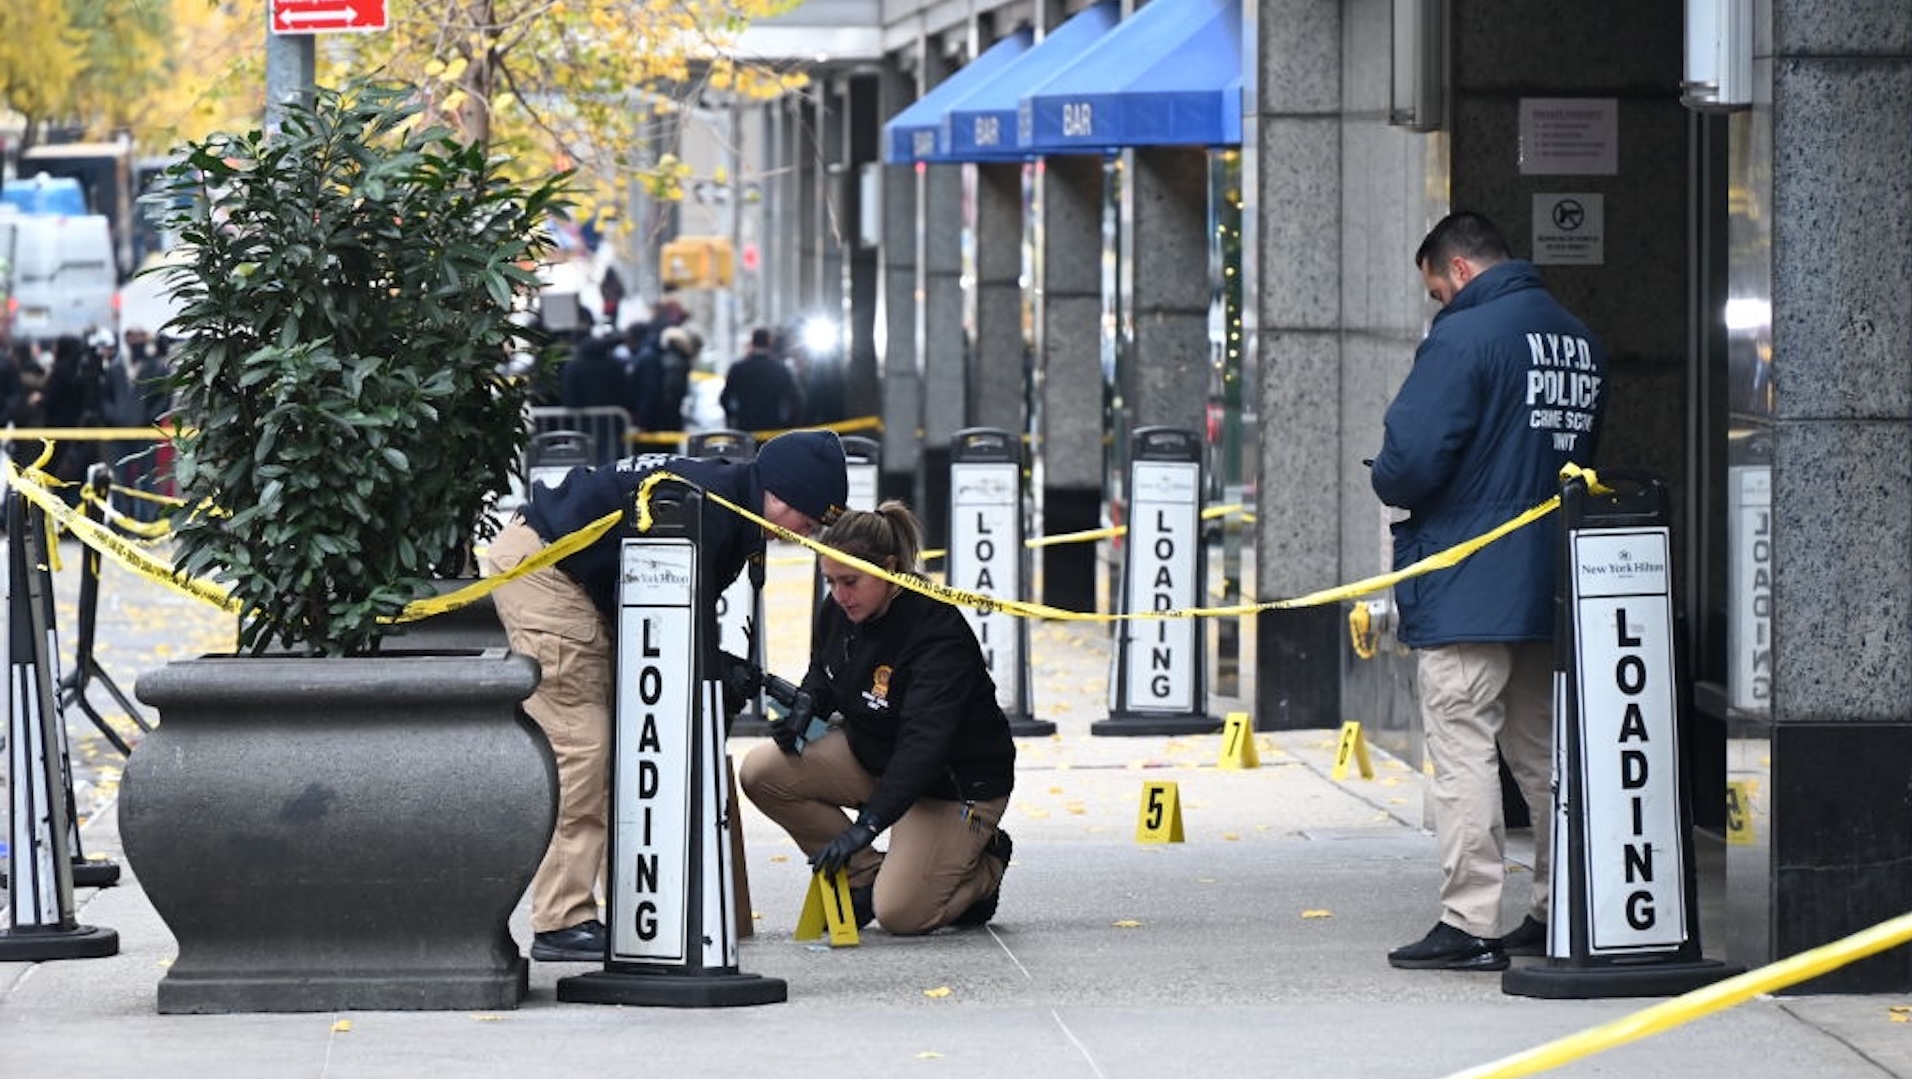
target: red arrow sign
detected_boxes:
[272,0,388,34]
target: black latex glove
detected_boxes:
[770,718,803,755]
[810,821,877,878]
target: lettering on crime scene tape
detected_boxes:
[794,870,860,946]
[10,447,1609,643]
[1135,781,1185,843]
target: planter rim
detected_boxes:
[135,647,539,708]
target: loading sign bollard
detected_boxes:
[687,430,772,738]
[947,427,1053,737]
[1096,427,1220,736]
[556,486,786,1007]
[1502,471,1740,999]
[0,485,120,961]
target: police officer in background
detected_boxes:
[487,429,849,962]
[1371,211,1609,972]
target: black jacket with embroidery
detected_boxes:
[521,452,761,628]
[801,583,1016,833]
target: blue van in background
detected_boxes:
[2,173,89,217]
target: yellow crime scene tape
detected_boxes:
[1442,909,1912,1079]
[635,467,1601,623]
[6,427,1601,630]
[12,443,1906,1074]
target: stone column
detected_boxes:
[843,73,882,422]
[1250,0,1341,731]
[968,161,1026,432]
[818,79,847,334]
[1036,155,1106,613]
[917,92,967,548]
[1123,147,1209,435]
[796,94,822,313]
[1734,0,1912,990]
[878,58,922,503]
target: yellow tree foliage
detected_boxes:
[315,0,811,231]
[3,0,809,228]
[0,0,87,141]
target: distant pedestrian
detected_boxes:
[598,265,626,324]
[721,327,802,433]
[632,324,700,433]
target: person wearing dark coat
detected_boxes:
[720,327,801,433]
[487,430,849,963]
[1371,211,1609,973]
[741,501,1017,935]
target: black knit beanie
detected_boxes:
[756,430,848,525]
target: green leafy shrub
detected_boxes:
[149,81,571,655]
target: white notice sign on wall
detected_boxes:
[1519,98,1618,175]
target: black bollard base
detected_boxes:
[0,924,120,961]
[557,968,788,1008]
[1007,713,1057,738]
[1092,712,1223,737]
[72,859,121,888]
[1503,958,1743,999]
[0,857,120,890]
[728,711,775,740]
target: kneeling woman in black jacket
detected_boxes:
[741,501,1016,933]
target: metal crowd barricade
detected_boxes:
[529,406,633,468]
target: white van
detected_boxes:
[3,210,119,343]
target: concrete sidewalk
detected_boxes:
[3,545,1911,1078]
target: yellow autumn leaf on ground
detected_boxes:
[1221,832,1240,841]
[917,1051,945,1059]
[770,854,789,862]
[331,1019,352,1032]
[470,1014,503,1022]
[1301,909,1334,919]
[923,986,952,998]
[1113,919,1143,929]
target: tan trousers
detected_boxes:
[739,731,1008,935]
[488,519,611,934]
[1417,640,1553,939]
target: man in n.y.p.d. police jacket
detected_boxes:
[1371,210,1609,973]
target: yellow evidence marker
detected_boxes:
[1136,780,1186,843]
[1218,711,1260,769]
[794,869,861,947]
[1331,720,1374,780]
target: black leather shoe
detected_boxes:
[531,919,606,962]
[1387,921,1508,971]
[951,828,1013,929]
[849,885,876,929]
[1501,915,1547,957]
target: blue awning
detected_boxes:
[883,30,1034,165]
[940,2,1120,161]
[1020,0,1242,153]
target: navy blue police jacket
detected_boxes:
[801,583,1017,834]
[1370,259,1608,649]
[520,452,762,627]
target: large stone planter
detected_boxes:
[121,649,553,1014]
